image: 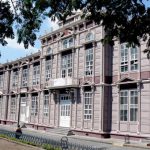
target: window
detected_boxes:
[45,59,52,81]
[84,88,92,120]
[47,47,52,55]
[22,67,28,87]
[43,95,49,117]
[31,96,38,116]
[120,90,138,121]
[10,97,16,114]
[63,37,73,49]
[85,48,93,76]
[0,74,3,88]
[86,33,94,41]
[120,43,138,72]
[12,70,19,87]
[61,53,72,78]
[32,64,40,85]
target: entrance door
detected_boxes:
[60,94,71,127]
[20,97,29,123]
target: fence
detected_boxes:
[0,129,108,150]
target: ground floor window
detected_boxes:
[31,96,38,116]
[120,89,138,121]
[84,86,93,120]
[43,94,49,117]
[10,97,16,115]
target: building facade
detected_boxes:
[0,13,150,140]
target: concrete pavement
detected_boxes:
[0,124,149,150]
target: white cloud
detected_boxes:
[5,37,38,52]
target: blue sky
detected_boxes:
[0,17,59,63]
[0,1,150,63]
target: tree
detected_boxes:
[1,0,150,54]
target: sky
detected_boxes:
[0,0,150,63]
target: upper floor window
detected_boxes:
[0,73,3,88]
[32,64,40,85]
[12,70,19,88]
[45,58,52,81]
[85,44,93,76]
[86,33,94,42]
[84,86,93,120]
[31,95,38,116]
[120,89,138,121]
[61,53,72,78]
[21,67,28,87]
[63,37,73,49]
[46,47,52,55]
[120,43,138,72]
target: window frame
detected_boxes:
[120,43,138,73]
[45,59,52,81]
[62,37,74,49]
[31,96,38,116]
[12,70,19,88]
[85,48,93,76]
[61,53,72,78]
[32,65,40,85]
[119,89,138,122]
[86,32,94,42]
[10,97,16,115]
[0,74,4,88]
[43,94,49,117]
[21,67,28,87]
[84,91,92,120]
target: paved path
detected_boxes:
[0,125,149,150]
[0,138,42,150]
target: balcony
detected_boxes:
[45,77,78,89]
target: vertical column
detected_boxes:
[74,89,77,129]
[117,85,120,132]
[40,58,42,88]
[137,82,141,134]
[72,49,75,78]
[17,94,21,126]
[38,91,41,124]
[48,91,51,126]
[81,87,84,130]
[57,90,60,127]
[91,86,95,130]
[28,93,32,123]
[92,42,96,83]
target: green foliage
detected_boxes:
[0,0,150,57]
[42,144,61,150]
[0,1,14,46]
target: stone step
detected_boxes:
[47,127,72,135]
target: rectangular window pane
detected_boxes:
[84,92,92,120]
[43,95,49,117]
[32,65,40,85]
[85,48,93,76]
[31,96,38,116]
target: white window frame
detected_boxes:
[31,96,38,116]
[45,59,52,81]
[86,32,94,42]
[21,68,28,87]
[12,70,19,87]
[10,97,16,115]
[120,43,138,73]
[85,48,93,76]
[120,89,138,122]
[47,47,52,55]
[32,65,40,85]
[62,37,74,49]
[43,94,49,117]
[84,92,92,120]
[61,53,72,78]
